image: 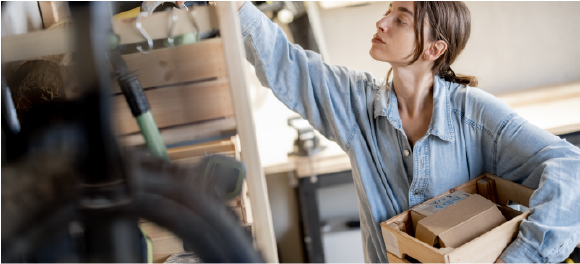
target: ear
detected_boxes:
[423,40,448,61]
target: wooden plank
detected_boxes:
[476,177,498,203]
[484,173,535,207]
[150,236,185,263]
[387,252,412,263]
[139,222,185,263]
[171,151,235,166]
[112,38,226,92]
[446,212,529,263]
[38,1,70,28]
[381,213,448,263]
[167,139,235,160]
[39,1,58,28]
[0,6,217,63]
[118,117,236,147]
[113,79,234,135]
[216,2,278,262]
[113,5,218,45]
[1,27,73,63]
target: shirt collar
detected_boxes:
[373,76,455,143]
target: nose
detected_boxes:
[376,17,388,33]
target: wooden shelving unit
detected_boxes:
[2,2,277,263]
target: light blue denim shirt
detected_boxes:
[239,2,580,263]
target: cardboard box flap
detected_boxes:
[415,194,506,247]
[438,206,507,248]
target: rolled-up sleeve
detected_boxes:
[494,113,580,263]
[238,1,371,151]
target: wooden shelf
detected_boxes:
[113,79,235,135]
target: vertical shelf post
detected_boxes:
[216,2,279,263]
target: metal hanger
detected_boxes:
[166,7,178,49]
[135,12,154,54]
[188,8,201,43]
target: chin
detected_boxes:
[369,48,388,62]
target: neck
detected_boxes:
[391,66,434,117]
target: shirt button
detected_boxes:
[403,150,410,157]
[414,190,420,195]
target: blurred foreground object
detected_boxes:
[1,2,262,263]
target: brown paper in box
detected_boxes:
[415,194,506,248]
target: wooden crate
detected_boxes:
[381,173,534,263]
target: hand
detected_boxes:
[495,258,506,263]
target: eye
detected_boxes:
[397,18,405,24]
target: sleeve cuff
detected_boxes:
[500,237,546,263]
[238,1,262,37]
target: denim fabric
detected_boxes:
[239,2,580,263]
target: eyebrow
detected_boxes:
[398,6,414,16]
[389,3,414,17]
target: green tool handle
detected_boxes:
[137,111,169,160]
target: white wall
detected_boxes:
[317,1,580,94]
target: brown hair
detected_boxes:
[389,1,477,87]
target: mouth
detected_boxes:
[372,34,385,44]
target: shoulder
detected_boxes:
[447,81,518,136]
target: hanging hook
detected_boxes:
[136,12,154,54]
[166,7,178,49]
[188,9,201,42]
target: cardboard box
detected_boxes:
[415,194,507,248]
[410,190,471,233]
[380,173,534,263]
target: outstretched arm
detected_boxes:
[237,1,373,150]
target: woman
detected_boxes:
[237,1,580,263]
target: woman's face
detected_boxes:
[369,1,419,66]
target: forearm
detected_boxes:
[496,117,580,262]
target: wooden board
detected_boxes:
[485,173,534,208]
[113,79,234,135]
[1,27,73,63]
[113,38,227,92]
[216,2,278,262]
[167,139,235,160]
[387,252,411,263]
[39,1,58,28]
[139,222,185,263]
[118,117,236,147]
[1,6,218,63]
